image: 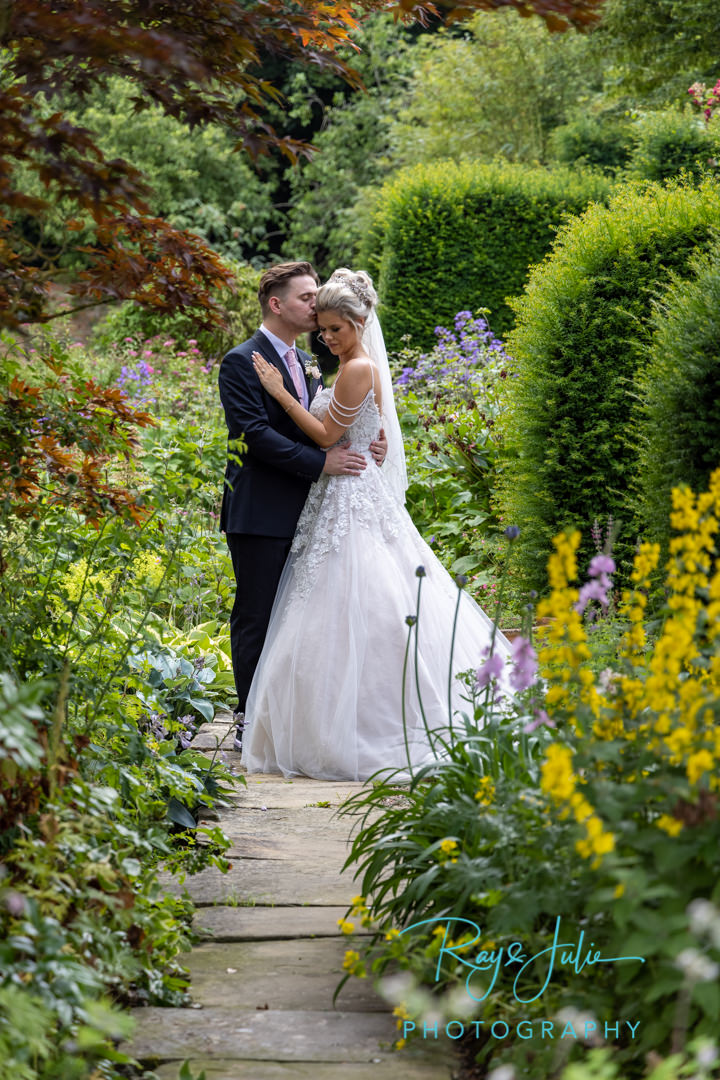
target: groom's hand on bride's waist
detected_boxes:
[323,444,366,476]
[369,427,387,467]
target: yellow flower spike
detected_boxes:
[687,749,713,786]
[337,919,355,935]
[614,883,625,899]
[475,777,496,806]
[439,838,458,856]
[343,949,364,974]
[385,928,401,942]
[657,815,683,837]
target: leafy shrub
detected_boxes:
[499,178,720,591]
[549,109,719,183]
[14,76,276,267]
[341,475,720,1077]
[626,107,719,182]
[93,259,262,360]
[638,245,720,553]
[392,310,512,598]
[548,114,635,175]
[0,335,236,1077]
[361,160,611,349]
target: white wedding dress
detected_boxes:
[241,377,510,782]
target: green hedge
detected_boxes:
[638,244,720,552]
[361,161,611,349]
[498,179,720,590]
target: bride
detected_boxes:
[241,268,509,782]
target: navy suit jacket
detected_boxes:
[218,330,325,538]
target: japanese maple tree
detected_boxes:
[0,0,605,332]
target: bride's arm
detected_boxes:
[252,352,371,449]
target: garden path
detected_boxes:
[126,709,453,1080]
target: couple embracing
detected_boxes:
[219,261,508,782]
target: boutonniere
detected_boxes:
[306,357,322,380]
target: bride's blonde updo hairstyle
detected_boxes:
[315,268,378,332]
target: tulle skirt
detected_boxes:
[241,469,509,782]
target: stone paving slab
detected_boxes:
[160,859,359,906]
[192,729,237,751]
[138,719,453,1078]
[127,1007,398,1062]
[193,904,371,942]
[232,775,371,811]
[185,939,384,1011]
[154,1056,451,1079]
[217,804,354,840]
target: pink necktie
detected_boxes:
[284,347,306,406]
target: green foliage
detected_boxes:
[499,179,720,590]
[598,0,720,106]
[548,108,720,184]
[93,261,262,360]
[392,311,511,598]
[282,14,416,275]
[626,108,720,183]
[363,160,611,348]
[15,77,276,267]
[638,246,720,552]
[341,499,720,1077]
[390,10,603,167]
[548,114,635,175]
[0,333,237,1077]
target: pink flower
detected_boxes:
[188,338,198,345]
[143,349,153,358]
[475,650,505,689]
[163,339,175,347]
[124,336,134,343]
[509,635,538,692]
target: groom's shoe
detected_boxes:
[232,711,245,752]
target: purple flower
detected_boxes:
[509,635,538,692]
[476,650,505,688]
[5,891,27,917]
[523,709,555,733]
[576,554,615,615]
[588,554,615,577]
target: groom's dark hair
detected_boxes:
[258,261,319,316]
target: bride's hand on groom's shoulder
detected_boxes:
[369,428,388,468]
[252,352,283,396]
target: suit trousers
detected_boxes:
[225,533,292,714]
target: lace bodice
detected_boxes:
[288,384,403,599]
[309,384,381,450]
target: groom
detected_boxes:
[218,261,385,749]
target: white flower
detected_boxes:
[306,359,322,380]
[687,898,720,936]
[675,947,720,983]
[487,1066,515,1080]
